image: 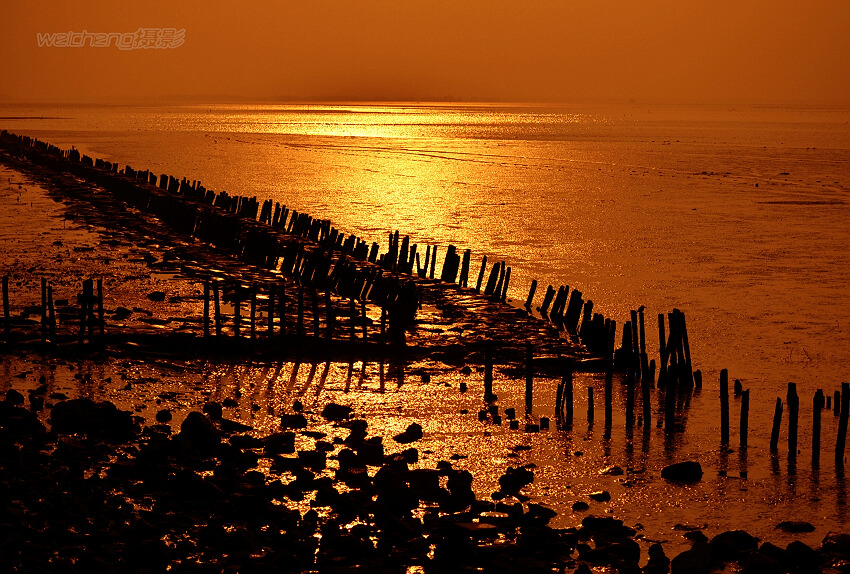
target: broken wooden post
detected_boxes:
[787,382,799,458]
[837,382,850,465]
[813,389,824,465]
[203,281,210,338]
[475,256,487,293]
[525,342,533,415]
[720,369,730,446]
[213,281,222,337]
[770,398,783,451]
[429,246,437,279]
[525,280,537,311]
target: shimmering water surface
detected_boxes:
[3,103,850,546]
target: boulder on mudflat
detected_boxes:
[393,423,423,444]
[175,411,221,452]
[661,461,703,482]
[321,403,352,421]
[776,520,814,533]
[50,398,136,441]
[709,530,758,561]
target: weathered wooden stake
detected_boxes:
[770,398,783,451]
[720,368,730,445]
[484,342,494,401]
[429,246,437,279]
[213,282,222,337]
[813,389,823,464]
[787,382,799,457]
[740,389,749,448]
[2,276,9,339]
[475,256,487,292]
[203,281,210,338]
[525,280,537,311]
[525,342,533,414]
[837,382,850,465]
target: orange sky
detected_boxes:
[1,0,848,105]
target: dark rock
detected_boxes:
[263,432,295,455]
[155,409,172,423]
[5,389,25,405]
[175,411,221,452]
[671,542,712,574]
[600,465,624,476]
[785,540,819,573]
[393,422,423,444]
[644,542,670,574]
[280,413,308,429]
[661,461,703,483]
[222,397,238,408]
[498,465,534,494]
[589,490,611,502]
[321,402,352,421]
[710,530,759,561]
[146,291,167,302]
[572,501,590,512]
[684,531,709,544]
[202,402,223,420]
[50,398,136,441]
[776,521,815,533]
[741,551,785,574]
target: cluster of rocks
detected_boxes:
[1,390,848,573]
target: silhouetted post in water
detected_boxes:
[423,246,431,279]
[250,285,257,340]
[311,290,321,338]
[525,342,533,414]
[604,370,613,430]
[233,283,241,338]
[525,280,537,311]
[587,387,594,424]
[459,249,471,287]
[325,291,334,340]
[41,278,47,343]
[837,383,850,465]
[680,310,693,386]
[484,342,494,402]
[349,298,355,342]
[97,279,104,339]
[734,379,743,396]
[429,246,437,279]
[720,369,730,446]
[770,398,783,451]
[813,389,824,465]
[501,267,511,302]
[297,289,304,339]
[642,365,651,430]
[213,282,222,337]
[630,310,640,379]
[2,276,9,339]
[47,284,55,339]
[740,389,749,448]
[664,352,678,431]
[694,369,702,390]
[475,256,487,293]
[787,383,799,457]
[625,370,635,429]
[360,301,367,342]
[268,284,276,338]
[638,307,649,382]
[203,282,210,338]
[657,313,667,386]
[836,391,842,416]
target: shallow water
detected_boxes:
[3,102,850,548]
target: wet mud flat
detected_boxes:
[2,138,850,571]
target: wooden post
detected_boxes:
[312,290,321,338]
[349,298,355,342]
[787,382,799,457]
[642,364,651,430]
[813,389,823,464]
[720,369,730,446]
[638,307,648,381]
[484,342,494,401]
[268,284,276,338]
[664,352,677,431]
[203,281,210,338]
[770,398,783,451]
[2,276,9,340]
[213,282,222,337]
[564,370,574,426]
[41,278,47,343]
[297,288,304,339]
[501,267,511,302]
[657,313,667,386]
[325,290,334,340]
[837,382,850,465]
[475,256,487,292]
[740,389,749,448]
[423,245,431,279]
[47,284,55,339]
[525,280,537,311]
[97,278,104,339]
[250,284,257,340]
[429,246,437,279]
[360,301,368,342]
[587,387,594,424]
[525,342,533,415]
[604,369,612,430]
[625,369,635,429]
[233,283,241,338]
[835,390,841,416]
